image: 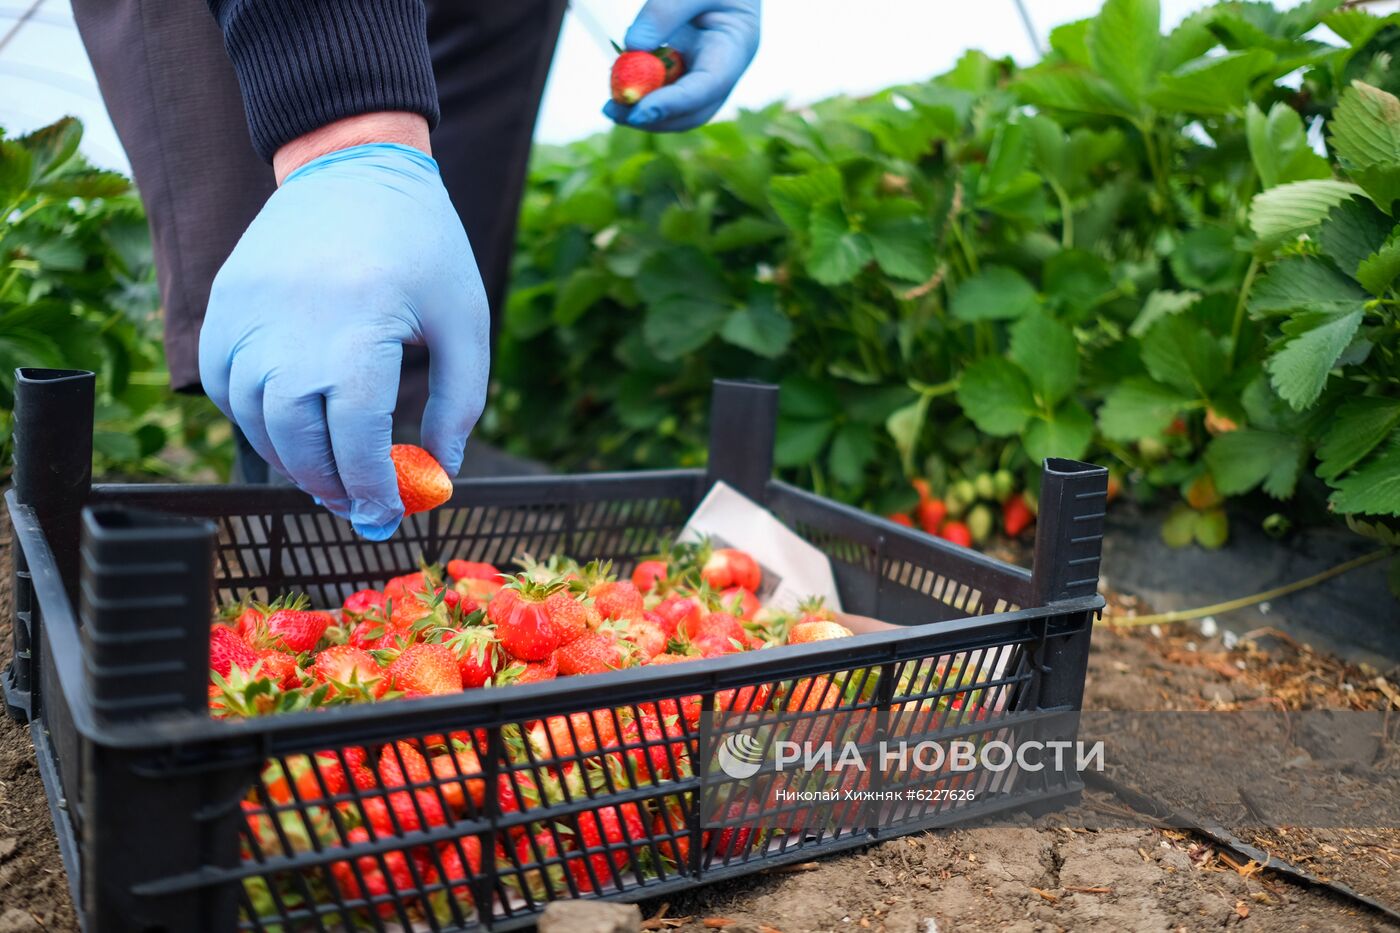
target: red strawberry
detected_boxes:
[384,571,428,601]
[631,560,668,592]
[556,632,628,676]
[917,498,948,534]
[653,596,701,639]
[330,827,427,915]
[441,627,499,688]
[430,745,485,812]
[530,710,621,759]
[390,444,452,515]
[610,51,666,105]
[592,580,644,621]
[251,606,332,654]
[788,675,842,712]
[624,618,667,659]
[1002,493,1034,538]
[654,798,695,865]
[911,477,932,502]
[701,548,761,592]
[570,803,646,891]
[368,741,447,832]
[887,513,914,527]
[490,580,562,661]
[435,836,483,903]
[939,521,973,547]
[342,588,386,618]
[630,710,690,781]
[716,682,772,713]
[685,610,743,645]
[719,586,760,621]
[711,800,762,858]
[496,771,540,814]
[256,650,303,689]
[385,643,463,697]
[446,560,499,582]
[348,616,407,652]
[544,590,593,644]
[498,652,559,685]
[311,645,385,697]
[514,827,564,897]
[694,634,741,658]
[210,624,260,679]
[655,46,685,83]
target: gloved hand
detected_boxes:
[604,0,761,132]
[200,143,488,541]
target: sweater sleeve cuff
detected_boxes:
[208,0,439,162]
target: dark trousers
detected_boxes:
[71,0,566,476]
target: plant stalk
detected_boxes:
[1103,548,1390,627]
[1229,255,1261,369]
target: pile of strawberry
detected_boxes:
[216,542,860,922]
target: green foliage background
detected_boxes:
[488,0,1400,560]
[0,118,231,481]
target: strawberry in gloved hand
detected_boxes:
[603,0,760,132]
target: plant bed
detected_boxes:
[4,370,1104,932]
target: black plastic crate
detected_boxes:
[4,369,1105,932]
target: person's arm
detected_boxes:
[205,0,439,162]
[200,5,487,541]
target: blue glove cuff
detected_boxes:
[283,142,441,185]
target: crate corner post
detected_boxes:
[1028,457,1108,712]
[703,379,779,504]
[80,504,242,933]
[5,368,96,723]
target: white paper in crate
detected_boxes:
[678,481,842,613]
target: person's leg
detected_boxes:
[393,0,568,456]
[71,0,276,397]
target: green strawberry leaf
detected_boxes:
[1149,50,1277,115]
[1204,429,1305,498]
[1317,198,1392,284]
[1328,81,1400,211]
[1023,401,1095,463]
[1130,289,1201,337]
[1141,315,1226,396]
[1010,310,1079,408]
[1266,307,1366,410]
[1329,443,1400,516]
[1357,230,1400,295]
[1089,0,1161,103]
[1316,397,1400,481]
[1246,101,1332,189]
[1248,255,1368,317]
[1250,179,1366,246]
[951,266,1040,321]
[1098,379,1195,440]
[956,358,1037,436]
[720,291,793,358]
[807,201,872,285]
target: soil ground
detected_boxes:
[1,512,1398,932]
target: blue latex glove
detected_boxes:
[200,143,488,540]
[604,0,761,132]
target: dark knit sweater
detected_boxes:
[205,0,439,161]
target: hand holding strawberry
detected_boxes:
[604,0,761,132]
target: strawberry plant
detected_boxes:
[490,0,1399,589]
[0,117,231,481]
